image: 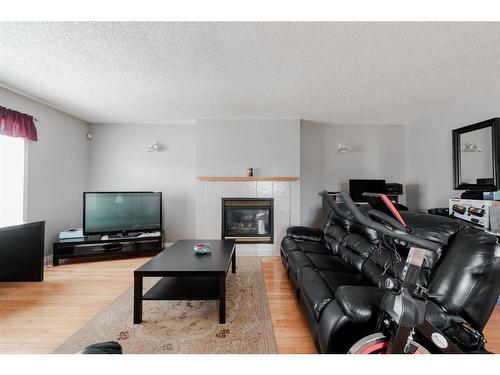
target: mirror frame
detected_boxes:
[452,117,500,191]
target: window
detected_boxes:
[0,135,25,226]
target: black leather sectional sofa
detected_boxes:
[280,205,500,353]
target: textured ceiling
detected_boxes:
[0,22,499,125]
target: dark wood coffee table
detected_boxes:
[133,239,236,324]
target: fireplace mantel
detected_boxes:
[197,176,298,182]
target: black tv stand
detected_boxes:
[108,231,142,239]
[52,232,163,266]
[102,243,124,251]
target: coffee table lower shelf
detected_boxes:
[143,276,221,300]
[134,274,228,324]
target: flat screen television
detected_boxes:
[349,179,386,202]
[83,192,162,235]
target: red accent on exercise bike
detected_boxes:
[379,194,407,228]
[360,341,390,354]
[359,341,425,354]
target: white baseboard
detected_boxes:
[44,255,52,266]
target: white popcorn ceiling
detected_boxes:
[0,22,499,125]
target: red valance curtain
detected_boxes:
[0,106,38,141]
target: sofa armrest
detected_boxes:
[335,286,385,324]
[286,226,323,242]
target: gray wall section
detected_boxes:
[405,88,500,211]
[195,119,300,175]
[300,121,407,227]
[0,87,89,255]
[88,119,302,242]
[5,84,496,255]
[196,119,301,225]
[87,123,197,242]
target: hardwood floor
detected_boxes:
[0,257,145,354]
[0,256,498,354]
[261,257,316,353]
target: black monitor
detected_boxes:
[83,191,162,235]
[348,179,386,202]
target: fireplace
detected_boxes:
[221,198,274,244]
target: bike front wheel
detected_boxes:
[348,332,430,354]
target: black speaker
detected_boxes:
[461,190,484,200]
[0,221,45,281]
[428,208,450,217]
[385,183,403,194]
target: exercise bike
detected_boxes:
[321,191,489,354]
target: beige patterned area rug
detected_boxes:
[54,257,277,354]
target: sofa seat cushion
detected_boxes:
[360,260,391,288]
[288,251,315,286]
[305,253,355,273]
[319,271,370,294]
[297,241,331,255]
[297,267,334,321]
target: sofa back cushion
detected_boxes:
[323,223,347,254]
[402,211,465,246]
[327,206,485,291]
[343,205,381,244]
[337,233,377,272]
[324,221,375,272]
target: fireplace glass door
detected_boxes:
[222,198,274,243]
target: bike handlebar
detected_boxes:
[367,209,406,232]
[319,191,441,251]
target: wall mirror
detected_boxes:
[452,118,500,190]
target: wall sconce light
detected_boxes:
[463,141,482,152]
[337,143,350,154]
[146,141,161,152]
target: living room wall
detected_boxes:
[0,87,89,256]
[405,88,500,211]
[87,119,302,243]
[88,119,407,241]
[300,121,407,227]
[87,123,197,242]
[8,81,494,255]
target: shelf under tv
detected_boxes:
[52,233,164,266]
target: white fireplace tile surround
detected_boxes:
[195,180,293,256]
